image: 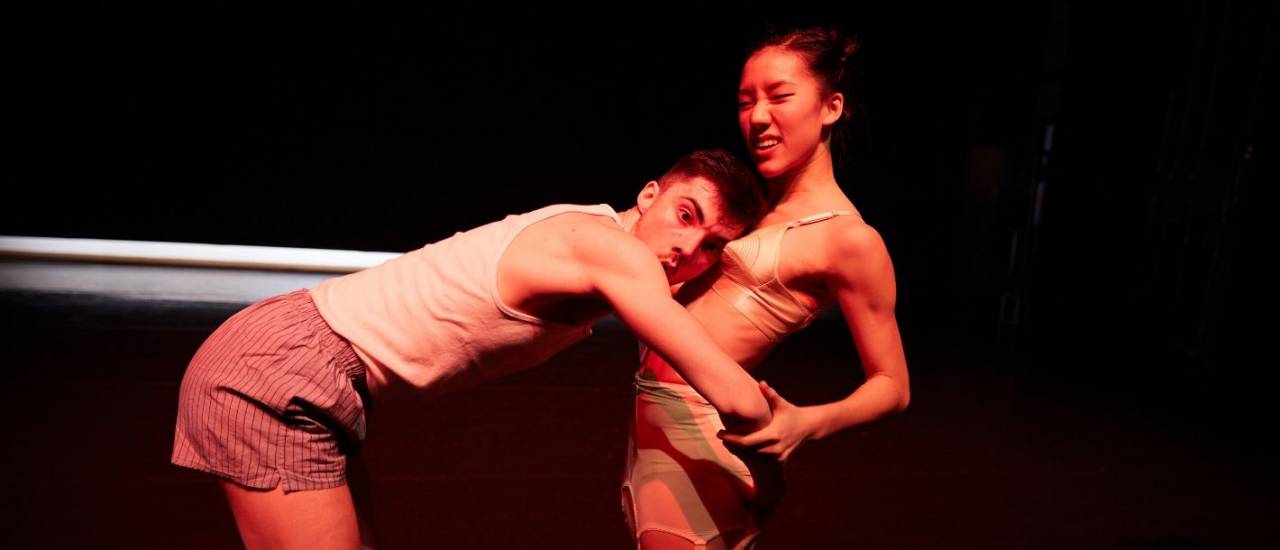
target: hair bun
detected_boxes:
[840,34,860,62]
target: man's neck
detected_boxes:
[617,207,640,234]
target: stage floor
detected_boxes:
[0,259,1272,548]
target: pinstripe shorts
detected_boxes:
[171,289,369,493]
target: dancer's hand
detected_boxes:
[718,381,814,462]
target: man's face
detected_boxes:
[633,176,744,284]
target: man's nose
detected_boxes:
[674,232,704,259]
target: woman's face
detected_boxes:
[737,47,842,179]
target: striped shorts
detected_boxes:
[171,289,369,493]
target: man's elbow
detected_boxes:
[721,397,771,433]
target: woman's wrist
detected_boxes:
[800,405,829,441]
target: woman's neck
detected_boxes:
[770,146,844,208]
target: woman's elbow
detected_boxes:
[895,381,911,412]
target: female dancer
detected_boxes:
[622,29,911,550]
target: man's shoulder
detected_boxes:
[560,216,648,268]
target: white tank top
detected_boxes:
[311,203,621,396]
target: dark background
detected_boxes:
[3,1,1273,548]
